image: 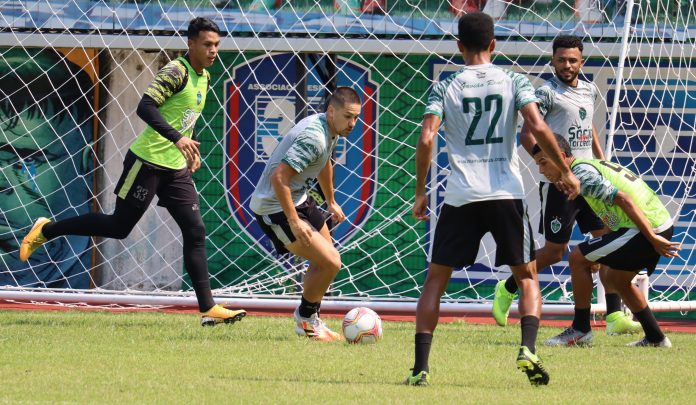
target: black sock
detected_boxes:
[572,307,591,333]
[299,296,320,318]
[504,275,519,294]
[520,316,539,353]
[605,293,622,315]
[412,333,433,375]
[633,307,664,343]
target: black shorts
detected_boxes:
[578,226,674,275]
[431,199,535,268]
[254,197,327,255]
[113,150,199,210]
[539,181,604,244]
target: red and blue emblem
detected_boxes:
[224,53,378,255]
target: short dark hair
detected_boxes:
[328,86,361,109]
[458,12,495,53]
[532,134,573,157]
[552,35,584,55]
[187,17,220,40]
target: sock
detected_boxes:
[520,316,539,353]
[504,275,519,294]
[572,307,592,333]
[633,307,664,343]
[299,296,320,318]
[412,333,433,375]
[605,293,622,315]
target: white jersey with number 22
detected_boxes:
[425,63,538,206]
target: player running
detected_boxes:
[20,17,246,326]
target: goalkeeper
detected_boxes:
[19,17,246,326]
[535,134,680,348]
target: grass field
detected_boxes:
[1,309,694,404]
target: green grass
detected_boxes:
[0,310,694,404]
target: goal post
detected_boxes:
[0,0,694,316]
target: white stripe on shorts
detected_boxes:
[262,215,292,246]
[522,200,532,263]
[584,228,640,262]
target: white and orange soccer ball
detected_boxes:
[342,307,383,344]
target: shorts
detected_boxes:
[431,199,535,268]
[578,226,674,275]
[113,150,199,210]
[539,181,604,244]
[254,197,327,255]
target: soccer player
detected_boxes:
[535,135,680,347]
[407,12,580,387]
[19,17,247,326]
[250,87,361,342]
[492,35,642,341]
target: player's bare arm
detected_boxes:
[520,102,580,199]
[413,114,441,221]
[613,191,681,257]
[317,159,345,224]
[270,162,313,247]
[519,121,536,156]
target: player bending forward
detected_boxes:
[536,135,680,347]
[250,87,362,342]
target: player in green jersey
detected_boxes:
[19,18,247,326]
[534,134,680,347]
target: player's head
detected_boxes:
[533,134,573,182]
[326,86,362,137]
[187,17,221,69]
[551,35,584,86]
[457,12,495,54]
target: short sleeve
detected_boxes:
[534,85,554,118]
[281,131,324,174]
[143,60,187,106]
[573,163,618,205]
[424,80,446,119]
[512,72,538,110]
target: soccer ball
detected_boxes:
[342,307,383,344]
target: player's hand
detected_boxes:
[187,153,201,173]
[176,137,200,163]
[590,262,601,273]
[289,218,313,247]
[556,170,580,200]
[412,193,429,221]
[650,235,681,258]
[327,201,346,224]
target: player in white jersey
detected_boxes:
[405,12,580,387]
[250,87,361,342]
[491,35,642,340]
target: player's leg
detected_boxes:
[161,166,246,325]
[490,199,548,386]
[580,201,640,334]
[406,203,483,386]
[494,183,572,326]
[286,223,342,341]
[20,151,158,261]
[596,226,675,347]
[607,269,670,347]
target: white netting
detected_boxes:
[0,0,694,312]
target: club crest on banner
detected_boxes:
[224,53,378,256]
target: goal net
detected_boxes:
[1,0,694,315]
